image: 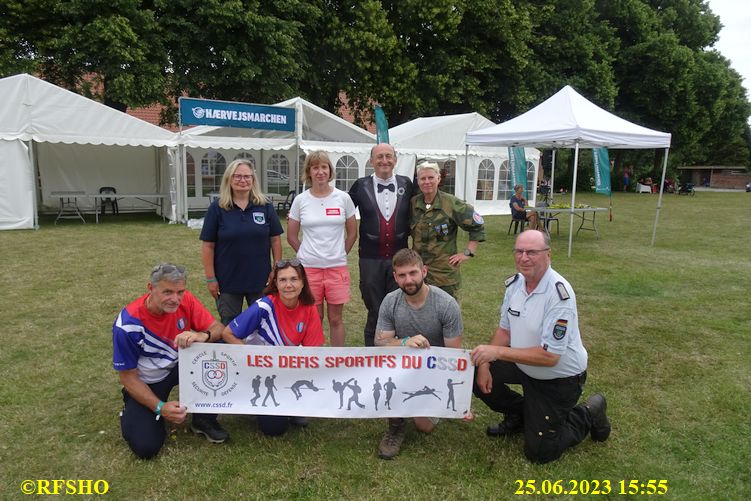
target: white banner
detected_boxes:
[179,344,473,419]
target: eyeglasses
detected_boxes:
[276,258,301,269]
[151,263,186,274]
[512,248,550,257]
[232,174,254,181]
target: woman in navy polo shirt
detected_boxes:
[200,159,283,325]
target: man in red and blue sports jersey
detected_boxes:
[112,263,227,459]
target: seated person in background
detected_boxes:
[510,184,538,229]
[113,263,228,459]
[222,259,324,436]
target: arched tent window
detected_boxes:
[267,154,290,193]
[475,159,495,200]
[525,161,536,195]
[201,151,226,197]
[335,155,359,191]
[497,160,513,200]
[268,153,289,177]
[234,152,256,168]
[439,160,456,195]
[364,159,375,177]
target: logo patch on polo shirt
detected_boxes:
[553,319,567,340]
[326,208,341,216]
[177,317,186,330]
[253,212,266,224]
[297,322,304,333]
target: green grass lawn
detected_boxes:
[1,191,749,499]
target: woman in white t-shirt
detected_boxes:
[287,151,357,346]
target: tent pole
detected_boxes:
[179,143,188,222]
[567,142,580,257]
[550,149,556,204]
[651,148,670,246]
[28,140,39,230]
[463,145,469,201]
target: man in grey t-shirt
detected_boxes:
[374,248,463,459]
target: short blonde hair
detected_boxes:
[415,161,441,178]
[302,151,335,185]
[218,159,268,209]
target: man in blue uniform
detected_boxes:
[471,230,610,464]
[113,263,227,459]
[349,143,413,346]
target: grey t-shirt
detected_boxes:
[376,286,463,347]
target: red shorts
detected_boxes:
[305,266,351,305]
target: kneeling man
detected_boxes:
[471,230,610,464]
[112,263,227,459]
[375,248,463,459]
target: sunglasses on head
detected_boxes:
[276,258,301,269]
[151,263,186,275]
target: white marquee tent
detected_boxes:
[390,112,540,215]
[466,85,672,254]
[0,73,176,230]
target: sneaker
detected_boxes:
[378,418,406,460]
[486,413,524,437]
[191,415,229,443]
[584,393,611,442]
[290,416,310,428]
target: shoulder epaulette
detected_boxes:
[504,274,519,287]
[555,281,570,300]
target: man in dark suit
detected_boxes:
[349,143,414,346]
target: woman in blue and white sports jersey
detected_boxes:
[222,258,323,435]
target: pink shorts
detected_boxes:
[305,266,351,305]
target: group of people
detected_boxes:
[112,143,610,464]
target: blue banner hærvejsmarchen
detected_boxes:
[179,97,295,132]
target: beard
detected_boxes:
[400,278,424,296]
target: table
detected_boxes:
[51,191,86,224]
[528,207,608,239]
[50,192,170,224]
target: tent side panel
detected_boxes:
[0,140,35,229]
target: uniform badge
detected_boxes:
[504,274,519,287]
[253,212,266,224]
[507,308,520,317]
[472,211,484,224]
[555,281,570,300]
[553,319,568,340]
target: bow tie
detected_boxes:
[378,183,395,193]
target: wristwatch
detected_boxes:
[463,249,474,257]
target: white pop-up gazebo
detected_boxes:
[466,85,672,255]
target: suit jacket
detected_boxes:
[349,174,413,259]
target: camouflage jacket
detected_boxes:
[410,191,485,288]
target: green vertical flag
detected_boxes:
[375,105,389,144]
[593,148,612,195]
[508,147,528,197]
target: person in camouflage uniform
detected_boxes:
[410,161,485,298]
